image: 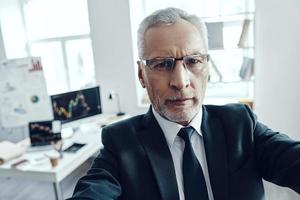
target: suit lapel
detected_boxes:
[137,108,180,200]
[202,106,229,200]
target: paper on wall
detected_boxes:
[0,57,53,128]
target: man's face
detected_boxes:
[138,19,209,125]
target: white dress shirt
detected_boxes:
[152,107,214,200]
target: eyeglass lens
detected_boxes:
[146,55,207,71]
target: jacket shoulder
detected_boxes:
[100,114,145,144]
[102,114,144,132]
[204,103,256,124]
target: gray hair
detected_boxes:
[137,7,208,58]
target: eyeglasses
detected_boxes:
[140,54,209,72]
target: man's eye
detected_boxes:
[153,60,174,70]
[185,57,201,65]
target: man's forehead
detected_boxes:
[143,19,205,58]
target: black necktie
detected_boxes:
[178,127,209,200]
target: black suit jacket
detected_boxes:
[69,104,300,200]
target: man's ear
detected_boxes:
[137,61,146,88]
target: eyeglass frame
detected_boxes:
[139,54,210,72]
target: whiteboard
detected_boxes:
[0,57,53,127]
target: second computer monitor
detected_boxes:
[51,86,102,123]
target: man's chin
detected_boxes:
[160,108,198,125]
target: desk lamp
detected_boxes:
[108,91,125,116]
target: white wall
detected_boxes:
[255,0,300,140]
[0,25,6,60]
[255,0,300,199]
[87,0,147,115]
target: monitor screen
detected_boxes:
[29,120,61,146]
[50,86,102,123]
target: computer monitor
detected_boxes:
[50,86,102,124]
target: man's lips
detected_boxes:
[166,97,194,105]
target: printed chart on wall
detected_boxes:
[0,57,53,128]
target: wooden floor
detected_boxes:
[0,158,93,200]
[0,158,299,200]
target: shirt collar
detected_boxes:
[152,106,203,148]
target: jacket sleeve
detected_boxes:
[67,127,122,200]
[248,106,300,193]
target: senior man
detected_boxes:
[69,7,300,200]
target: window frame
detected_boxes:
[20,0,95,95]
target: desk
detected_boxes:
[0,114,130,200]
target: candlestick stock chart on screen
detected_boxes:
[50,86,102,124]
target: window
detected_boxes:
[23,0,96,94]
[129,0,255,105]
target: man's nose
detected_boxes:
[169,62,190,90]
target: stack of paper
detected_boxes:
[0,139,29,165]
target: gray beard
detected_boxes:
[153,103,200,124]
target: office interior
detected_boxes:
[0,0,299,199]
